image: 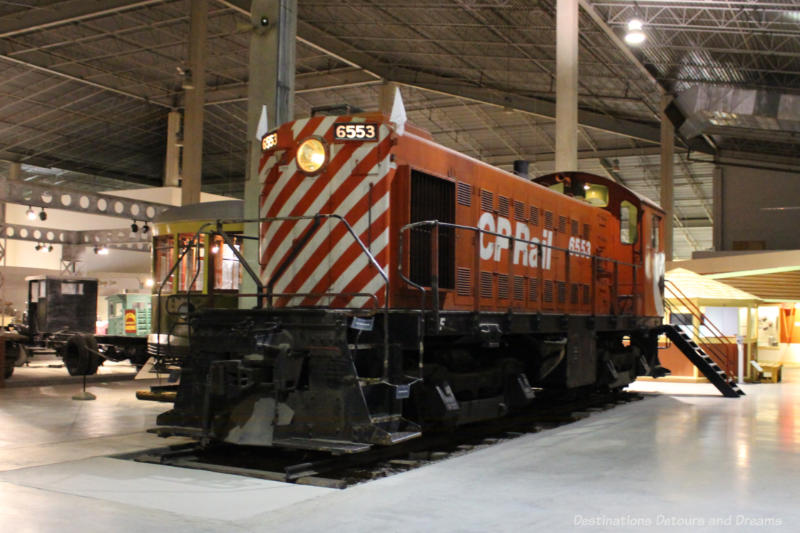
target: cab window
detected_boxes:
[153,235,175,292]
[584,184,609,207]
[651,215,661,249]
[211,234,243,291]
[178,233,205,292]
[620,201,638,244]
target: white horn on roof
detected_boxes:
[256,105,268,140]
[389,87,407,136]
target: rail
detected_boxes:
[397,219,640,321]
[663,279,738,378]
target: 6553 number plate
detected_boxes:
[333,122,378,141]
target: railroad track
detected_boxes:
[126,389,644,489]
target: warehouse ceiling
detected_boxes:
[1,1,799,260]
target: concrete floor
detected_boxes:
[1,373,798,532]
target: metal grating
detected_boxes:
[558,216,567,234]
[571,219,579,236]
[583,223,591,240]
[543,280,554,303]
[571,283,579,305]
[557,281,567,304]
[582,284,590,305]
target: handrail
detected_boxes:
[663,279,738,377]
[397,219,641,318]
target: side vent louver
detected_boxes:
[497,274,509,300]
[529,278,539,301]
[530,206,539,226]
[514,276,525,300]
[456,267,472,296]
[498,196,510,217]
[481,190,494,212]
[457,182,472,207]
[557,281,567,304]
[544,211,554,230]
[543,280,554,303]
[514,201,526,221]
[480,271,493,298]
[558,216,567,234]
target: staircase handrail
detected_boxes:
[663,279,738,376]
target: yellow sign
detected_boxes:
[124,309,137,334]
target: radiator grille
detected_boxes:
[571,219,579,236]
[582,284,590,304]
[480,271,493,299]
[544,210,553,230]
[557,281,567,304]
[497,274,509,299]
[558,215,567,234]
[409,170,454,289]
[571,283,579,304]
[583,223,590,240]
[456,267,472,296]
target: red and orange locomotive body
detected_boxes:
[157,112,667,452]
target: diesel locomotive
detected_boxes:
[151,111,668,453]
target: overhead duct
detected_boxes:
[675,85,800,145]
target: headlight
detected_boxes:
[296,138,326,173]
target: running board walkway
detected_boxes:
[657,325,745,398]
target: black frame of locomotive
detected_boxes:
[152,211,664,452]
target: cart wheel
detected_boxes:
[64,334,101,376]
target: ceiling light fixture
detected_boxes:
[39,207,47,221]
[131,220,139,233]
[141,222,150,234]
[26,206,36,220]
[624,19,646,45]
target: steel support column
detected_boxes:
[164,110,181,187]
[660,94,675,261]
[555,0,579,172]
[242,0,297,307]
[181,0,208,206]
[378,81,398,115]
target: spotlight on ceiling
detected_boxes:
[141,223,150,234]
[34,243,42,251]
[625,19,646,45]
[47,244,53,252]
[131,221,139,233]
[39,208,47,221]
[26,206,36,220]
[94,245,110,256]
